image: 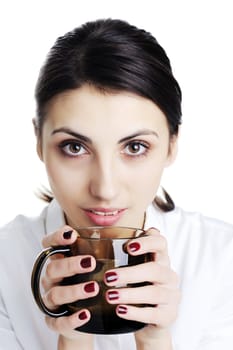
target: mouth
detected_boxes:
[87,209,121,216]
[83,208,126,226]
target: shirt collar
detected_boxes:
[45,199,66,234]
[144,203,164,233]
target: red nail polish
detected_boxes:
[128,242,140,252]
[107,290,119,300]
[105,271,118,283]
[80,257,92,268]
[84,282,95,293]
[117,305,128,314]
[63,230,73,239]
[78,311,88,320]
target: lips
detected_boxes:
[83,208,126,226]
[88,209,119,216]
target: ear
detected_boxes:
[32,118,43,161]
[165,133,179,167]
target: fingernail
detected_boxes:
[63,230,73,239]
[105,271,118,283]
[84,282,95,293]
[128,242,140,252]
[78,311,88,320]
[107,290,119,300]
[80,257,92,268]
[117,305,128,314]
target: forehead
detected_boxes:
[43,85,169,137]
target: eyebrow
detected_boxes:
[51,127,92,143]
[51,127,159,144]
[118,130,159,143]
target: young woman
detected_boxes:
[0,18,233,350]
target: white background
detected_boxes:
[0,0,232,226]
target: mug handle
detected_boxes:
[31,246,71,317]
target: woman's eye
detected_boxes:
[124,141,149,156]
[59,141,87,156]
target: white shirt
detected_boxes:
[0,199,233,349]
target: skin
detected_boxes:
[35,85,180,349]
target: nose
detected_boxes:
[89,156,120,202]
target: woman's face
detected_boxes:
[37,85,177,228]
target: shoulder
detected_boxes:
[148,204,233,239]
[147,204,233,267]
[166,206,233,240]
[0,206,49,250]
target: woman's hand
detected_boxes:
[104,227,181,349]
[41,225,98,349]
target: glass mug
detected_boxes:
[31,226,152,334]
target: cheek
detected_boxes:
[44,156,85,198]
[130,160,165,201]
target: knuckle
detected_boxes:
[42,226,73,249]
[55,316,67,332]
[121,287,131,303]
[159,235,167,251]
[148,308,159,324]
[46,288,58,307]
[42,237,48,249]
[41,276,49,291]
[154,286,163,301]
[45,316,54,330]
[66,257,78,275]
[147,227,160,236]
[45,316,64,333]
[169,305,179,323]
[42,241,46,249]
[168,287,181,305]
[171,270,180,286]
[45,262,55,279]
[47,315,66,333]
[69,285,80,300]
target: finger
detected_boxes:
[41,255,96,291]
[45,255,96,282]
[43,281,99,309]
[104,262,178,286]
[106,285,181,306]
[116,304,178,328]
[45,309,91,333]
[42,225,78,248]
[127,228,170,266]
[41,275,61,292]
